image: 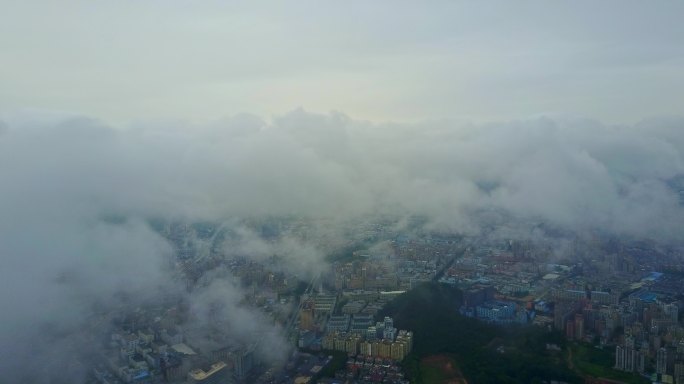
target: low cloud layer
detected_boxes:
[1,109,683,381]
[3,110,683,236]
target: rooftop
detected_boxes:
[188,361,227,380]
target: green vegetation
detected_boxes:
[333,296,349,315]
[510,290,530,298]
[324,240,374,263]
[316,349,347,378]
[420,360,454,383]
[420,367,449,383]
[381,282,581,383]
[570,343,649,384]
[293,281,309,297]
[411,355,467,384]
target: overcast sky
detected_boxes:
[2,1,683,124]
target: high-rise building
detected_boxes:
[554,301,579,331]
[299,299,315,331]
[574,313,584,340]
[383,326,397,341]
[390,340,407,361]
[636,350,646,374]
[345,335,361,354]
[665,303,679,323]
[326,314,350,333]
[657,347,668,375]
[359,340,373,356]
[615,345,625,370]
[624,347,636,372]
[232,346,254,380]
[396,330,413,353]
[565,319,575,340]
[313,294,337,315]
[614,343,645,373]
[377,340,392,358]
[674,362,684,384]
[322,333,336,350]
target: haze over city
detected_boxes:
[1,2,684,384]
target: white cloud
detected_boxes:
[1,109,684,381]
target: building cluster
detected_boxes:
[320,317,413,362]
[609,293,684,383]
[331,257,438,293]
[298,289,401,337]
[333,233,463,293]
[333,259,401,291]
[284,351,336,384]
[440,234,684,383]
[96,317,257,384]
[439,240,543,297]
[88,222,309,384]
[322,356,409,384]
[543,275,684,382]
[459,285,534,325]
[88,218,684,383]
[298,294,339,334]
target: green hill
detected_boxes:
[379,282,581,384]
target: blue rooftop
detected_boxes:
[642,272,664,282]
[631,290,657,303]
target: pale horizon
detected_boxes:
[2,1,683,124]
